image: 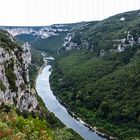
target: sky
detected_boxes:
[0,0,140,26]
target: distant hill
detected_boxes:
[0,23,85,56]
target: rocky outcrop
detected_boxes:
[0,30,38,112]
[1,24,72,39]
[58,10,140,57]
[60,29,140,56]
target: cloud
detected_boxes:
[0,0,140,26]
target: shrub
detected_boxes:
[0,80,6,92]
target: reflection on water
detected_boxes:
[36,65,107,140]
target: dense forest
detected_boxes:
[50,10,140,139]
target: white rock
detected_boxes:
[120,17,125,21]
[138,37,140,43]
[0,41,38,112]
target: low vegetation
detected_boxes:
[0,104,82,140]
[0,80,6,92]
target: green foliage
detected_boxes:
[0,107,54,140]
[67,10,140,56]
[4,60,17,92]
[29,64,38,88]
[71,32,82,45]
[5,67,17,92]
[0,30,23,53]
[50,10,140,139]
[31,32,67,56]
[51,46,140,139]
[31,47,44,67]
[0,106,83,140]
[0,80,6,92]
[16,34,37,42]
[29,48,44,88]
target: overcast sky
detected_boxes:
[0,0,140,26]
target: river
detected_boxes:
[36,62,108,140]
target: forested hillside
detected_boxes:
[50,10,140,139]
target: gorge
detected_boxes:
[1,9,140,140]
[36,57,112,140]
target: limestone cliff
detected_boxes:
[0,29,38,112]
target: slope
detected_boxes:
[50,10,140,139]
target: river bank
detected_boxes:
[35,55,118,140]
[36,55,117,140]
[55,96,117,140]
[36,64,108,140]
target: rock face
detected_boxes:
[59,10,140,56]
[0,30,38,112]
[0,23,86,43]
[0,24,72,39]
[60,29,140,54]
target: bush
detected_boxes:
[5,66,17,92]
[0,80,6,92]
